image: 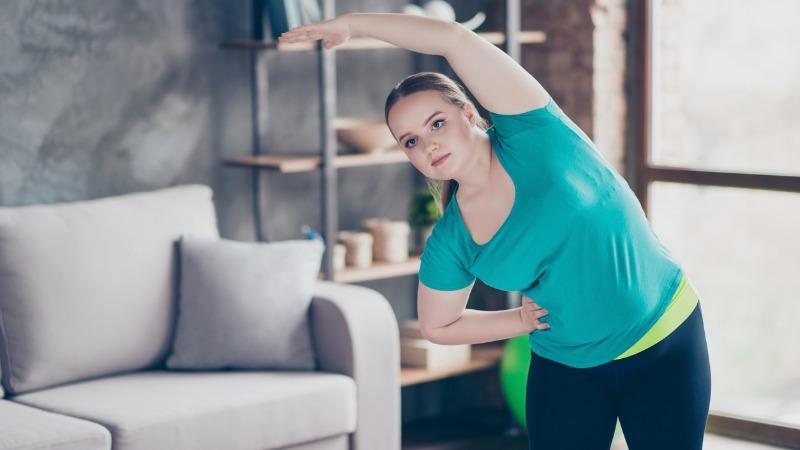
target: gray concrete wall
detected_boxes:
[0,1,418,304]
[0,0,499,425]
[0,1,416,237]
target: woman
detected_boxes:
[280,12,711,450]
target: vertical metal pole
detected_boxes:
[319,0,338,280]
[249,52,262,242]
[505,0,522,309]
[642,0,656,216]
[251,0,270,242]
[505,0,520,61]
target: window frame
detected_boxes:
[628,0,800,446]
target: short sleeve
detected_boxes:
[418,224,476,291]
[488,96,562,140]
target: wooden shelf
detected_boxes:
[400,342,506,388]
[220,31,546,52]
[223,148,409,173]
[319,254,421,283]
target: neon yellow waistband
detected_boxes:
[614,273,699,360]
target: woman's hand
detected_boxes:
[278,15,352,49]
[519,296,550,333]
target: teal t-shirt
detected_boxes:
[418,96,685,368]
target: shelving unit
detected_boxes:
[223,147,408,173]
[221,0,542,387]
[400,341,505,388]
[318,254,421,283]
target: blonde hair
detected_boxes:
[384,71,488,217]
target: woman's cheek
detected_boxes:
[409,155,428,175]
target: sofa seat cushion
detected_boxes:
[12,370,356,450]
[0,399,110,450]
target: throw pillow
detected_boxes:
[166,235,324,370]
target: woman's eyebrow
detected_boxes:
[398,111,443,142]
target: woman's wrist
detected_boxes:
[517,306,534,333]
[340,13,357,37]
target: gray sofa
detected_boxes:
[0,184,401,450]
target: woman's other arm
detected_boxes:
[347,12,551,114]
[444,24,550,114]
[418,282,550,345]
[280,13,549,114]
[428,307,547,345]
[279,12,460,54]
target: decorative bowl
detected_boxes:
[333,117,400,153]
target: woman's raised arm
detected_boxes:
[445,24,551,115]
[279,12,550,114]
[279,12,460,55]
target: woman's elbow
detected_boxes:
[419,323,442,344]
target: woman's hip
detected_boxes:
[526,298,711,393]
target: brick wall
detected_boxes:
[488,0,630,175]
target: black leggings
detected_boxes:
[526,302,712,450]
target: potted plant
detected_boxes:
[409,187,443,252]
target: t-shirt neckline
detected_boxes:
[452,128,518,248]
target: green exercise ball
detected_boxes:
[500,333,531,430]
[500,337,627,442]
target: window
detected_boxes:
[631,0,800,446]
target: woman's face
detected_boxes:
[387,90,477,180]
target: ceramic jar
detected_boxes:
[364,217,410,263]
[336,231,373,268]
[333,243,346,271]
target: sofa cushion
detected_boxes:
[166,235,324,370]
[0,399,110,450]
[12,370,356,450]
[280,435,349,450]
[0,184,219,395]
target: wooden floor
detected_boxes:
[402,408,528,450]
[401,408,795,450]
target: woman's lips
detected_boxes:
[432,153,451,167]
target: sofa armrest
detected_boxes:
[310,281,400,450]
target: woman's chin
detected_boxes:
[426,168,451,180]
[430,156,456,177]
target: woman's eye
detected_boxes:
[404,119,445,149]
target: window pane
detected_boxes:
[649,182,800,425]
[652,0,800,176]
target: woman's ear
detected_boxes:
[463,102,477,127]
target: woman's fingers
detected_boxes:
[279,29,333,48]
[279,26,317,42]
[522,295,540,306]
[279,17,350,49]
[523,300,544,311]
[280,32,312,42]
[520,300,550,332]
[534,308,548,319]
[282,22,326,38]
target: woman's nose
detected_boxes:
[425,142,439,154]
